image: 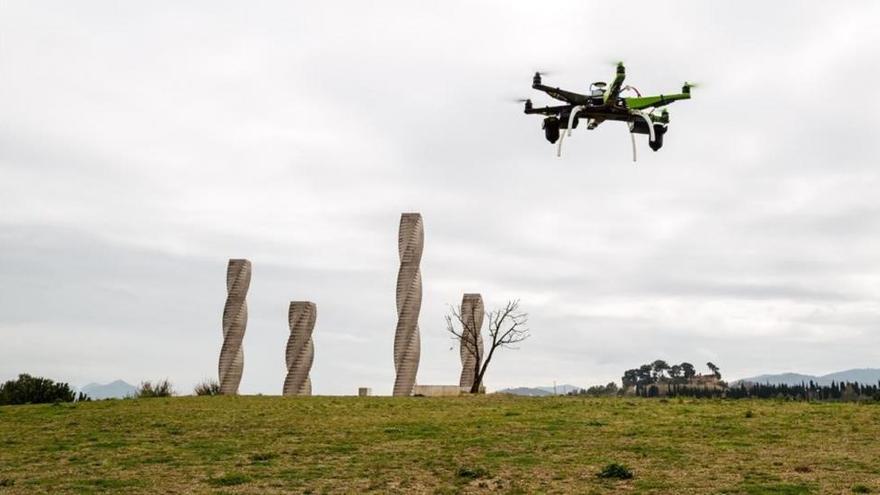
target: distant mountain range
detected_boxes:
[496,384,580,396]
[80,380,137,399]
[732,369,880,387]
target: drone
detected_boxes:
[522,62,693,161]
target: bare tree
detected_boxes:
[446,299,529,393]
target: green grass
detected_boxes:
[0,396,878,493]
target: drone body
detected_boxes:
[523,63,693,160]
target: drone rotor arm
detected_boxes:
[624,92,690,111]
[532,83,590,105]
[524,104,570,116]
[603,62,626,104]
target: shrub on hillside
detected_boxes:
[0,374,84,405]
[136,380,174,398]
[456,466,489,480]
[194,379,221,396]
[597,463,633,480]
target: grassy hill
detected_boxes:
[0,395,878,493]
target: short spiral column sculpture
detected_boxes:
[284,301,316,396]
[219,259,250,395]
[459,293,485,390]
[392,213,423,396]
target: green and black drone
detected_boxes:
[522,62,694,160]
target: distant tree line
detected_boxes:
[568,382,619,397]
[597,359,880,401]
[571,378,880,401]
[675,380,880,401]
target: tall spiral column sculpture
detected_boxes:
[459,293,485,390]
[392,213,423,396]
[284,301,316,396]
[219,258,250,395]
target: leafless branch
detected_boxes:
[446,304,481,361]
[487,299,529,348]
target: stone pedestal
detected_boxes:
[413,385,468,397]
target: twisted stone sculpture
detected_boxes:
[459,293,485,390]
[219,259,250,395]
[284,301,316,396]
[393,213,423,396]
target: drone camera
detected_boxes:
[542,117,560,144]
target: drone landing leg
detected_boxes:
[556,126,565,157]
[630,132,637,163]
[635,111,655,142]
[567,105,584,137]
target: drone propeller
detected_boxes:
[505,97,533,112]
[530,69,558,86]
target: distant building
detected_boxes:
[690,373,723,388]
[623,373,726,396]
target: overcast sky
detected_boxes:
[2,1,879,395]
